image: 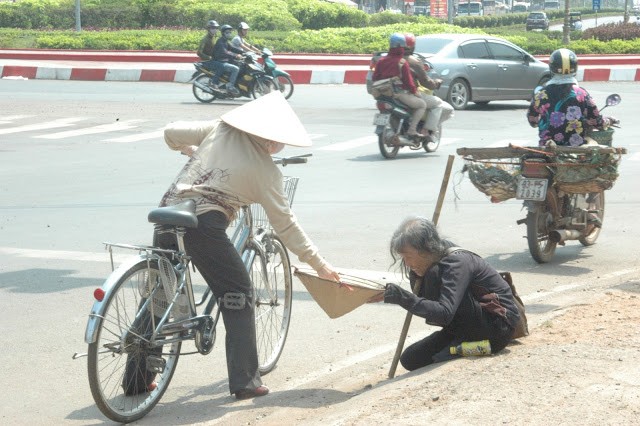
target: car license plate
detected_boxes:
[373,113,390,126]
[516,177,548,201]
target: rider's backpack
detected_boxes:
[371,58,406,98]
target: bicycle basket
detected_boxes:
[252,176,299,231]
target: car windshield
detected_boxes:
[529,12,545,18]
[415,37,454,55]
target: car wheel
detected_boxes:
[447,78,470,110]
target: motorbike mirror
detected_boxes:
[605,93,621,107]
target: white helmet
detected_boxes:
[238,22,250,30]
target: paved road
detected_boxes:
[1,81,639,424]
[549,14,624,31]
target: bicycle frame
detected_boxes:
[80,203,269,352]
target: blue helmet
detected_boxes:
[389,33,407,49]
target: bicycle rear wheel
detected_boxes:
[87,259,181,423]
[250,235,293,374]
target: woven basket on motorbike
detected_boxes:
[552,150,620,193]
[464,161,519,202]
[587,129,614,146]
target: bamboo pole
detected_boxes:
[388,154,455,379]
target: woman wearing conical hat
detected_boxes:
[158,92,340,400]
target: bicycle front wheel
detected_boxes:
[250,235,293,374]
[87,259,181,423]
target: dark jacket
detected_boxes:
[213,37,244,62]
[371,47,417,94]
[197,33,216,60]
[385,249,521,330]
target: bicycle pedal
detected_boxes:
[222,292,246,310]
[146,355,166,374]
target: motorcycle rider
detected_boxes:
[213,24,245,96]
[232,22,262,55]
[527,48,613,147]
[372,33,427,141]
[527,48,615,227]
[403,33,454,144]
[197,20,225,85]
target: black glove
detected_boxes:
[384,283,419,310]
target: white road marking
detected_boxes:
[319,135,376,151]
[35,119,147,139]
[0,114,34,125]
[0,246,129,263]
[0,117,86,135]
[286,342,397,390]
[320,135,462,151]
[103,129,164,143]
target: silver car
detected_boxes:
[416,33,551,110]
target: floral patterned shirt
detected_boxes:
[527,84,605,146]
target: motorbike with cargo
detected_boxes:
[457,93,624,263]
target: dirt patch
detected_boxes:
[212,281,640,425]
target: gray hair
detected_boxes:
[389,216,452,275]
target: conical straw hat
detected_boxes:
[220,92,312,147]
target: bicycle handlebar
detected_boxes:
[273,153,312,166]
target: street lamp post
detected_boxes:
[75,0,81,32]
[562,0,570,44]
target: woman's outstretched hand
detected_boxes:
[315,263,341,282]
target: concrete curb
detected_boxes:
[1,50,640,84]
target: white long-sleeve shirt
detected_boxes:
[160,120,327,271]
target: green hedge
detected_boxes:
[0,0,639,54]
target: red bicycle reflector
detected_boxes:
[94,288,105,301]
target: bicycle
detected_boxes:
[73,155,309,423]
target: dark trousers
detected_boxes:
[155,210,262,393]
[400,291,514,371]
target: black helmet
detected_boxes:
[220,24,233,33]
[548,48,578,76]
[206,20,219,29]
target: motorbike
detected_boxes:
[261,48,294,100]
[190,52,273,103]
[514,93,622,263]
[373,94,440,159]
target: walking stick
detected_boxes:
[388,154,455,379]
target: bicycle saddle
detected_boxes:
[148,200,198,228]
